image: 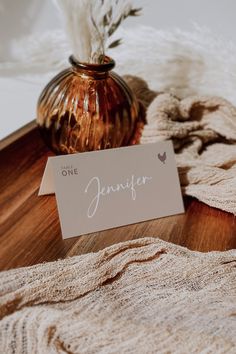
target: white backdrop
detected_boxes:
[1,0,236,139]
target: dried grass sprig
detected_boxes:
[55,0,141,63]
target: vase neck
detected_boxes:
[69,55,115,78]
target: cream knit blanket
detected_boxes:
[0,237,236,354]
[124,76,236,215]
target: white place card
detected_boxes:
[39,141,184,239]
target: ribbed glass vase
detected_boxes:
[36,56,144,154]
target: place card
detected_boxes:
[39,141,184,239]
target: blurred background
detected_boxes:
[1,0,236,139]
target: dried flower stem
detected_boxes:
[55,0,141,63]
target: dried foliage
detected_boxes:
[55,0,141,63]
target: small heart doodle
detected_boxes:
[158,152,167,164]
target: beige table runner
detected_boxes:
[1,237,235,353]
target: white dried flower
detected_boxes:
[55,0,141,63]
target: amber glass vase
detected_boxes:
[36,55,144,154]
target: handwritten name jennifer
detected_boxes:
[84,175,152,218]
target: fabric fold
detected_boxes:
[124,75,236,215]
[0,237,236,353]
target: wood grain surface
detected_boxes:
[0,125,235,271]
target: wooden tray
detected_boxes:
[0,122,235,271]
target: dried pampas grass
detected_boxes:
[2,25,236,107]
[55,0,140,63]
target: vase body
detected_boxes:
[36,56,144,154]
